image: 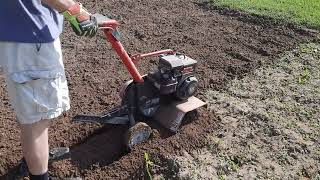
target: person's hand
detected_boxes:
[63,3,98,37]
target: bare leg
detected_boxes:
[20,119,50,175]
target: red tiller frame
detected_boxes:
[100,20,175,83]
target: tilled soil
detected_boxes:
[157,43,320,179]
[0,0,315,179]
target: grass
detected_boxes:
[211,0,320,29]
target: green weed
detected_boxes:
[144,152,154,180]
[217,167,227,180]
[226,156,240,172]
[297,66,311,84]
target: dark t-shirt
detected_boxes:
[0,0,63,43]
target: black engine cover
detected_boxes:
[148,54,198,97]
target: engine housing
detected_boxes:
[148,54,198,100]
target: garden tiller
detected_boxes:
[73,14,206,148]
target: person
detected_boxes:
[0,0,98,179]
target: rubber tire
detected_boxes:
[125,122,152,149]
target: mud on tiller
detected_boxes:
[73,14,206,148]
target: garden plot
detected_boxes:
[157,43,320,179]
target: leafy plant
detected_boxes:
[298,66,311,84]
[144,152,154,180]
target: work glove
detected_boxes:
[63,3,98,37]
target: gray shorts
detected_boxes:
[0,38,70,124]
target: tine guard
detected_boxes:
[153,96,206,132]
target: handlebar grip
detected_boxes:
[93,13,119,30]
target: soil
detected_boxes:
[155,43,320,179]
[0,0,316,179]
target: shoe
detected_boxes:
[15,159,82,180]
[15,158,29,178]
[49,147,70,161]
[15,147,70,179]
